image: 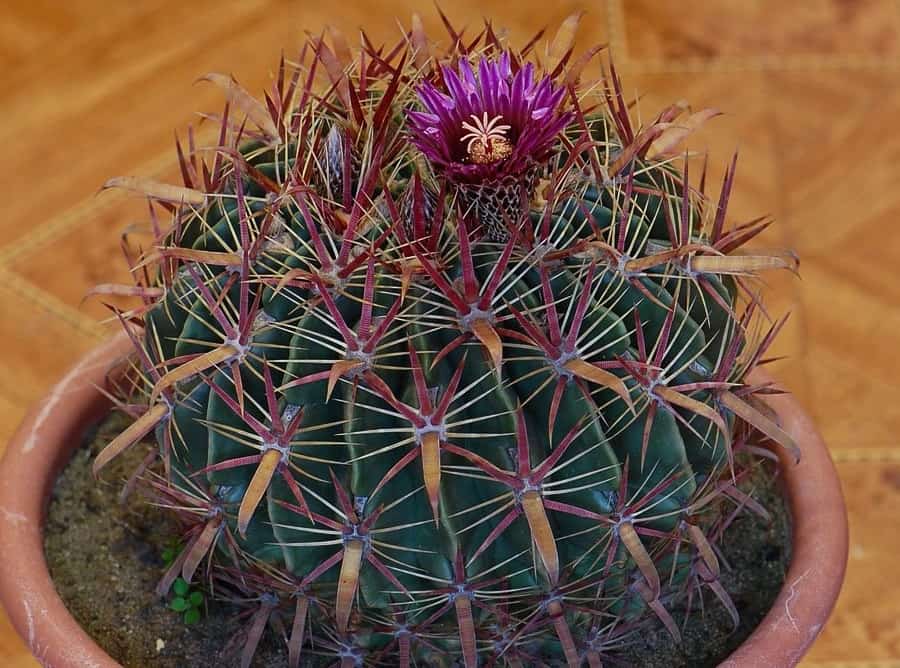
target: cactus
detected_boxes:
[95,12,799,667]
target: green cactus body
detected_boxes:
[97,16,797,667]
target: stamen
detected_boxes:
[461,112,513,164]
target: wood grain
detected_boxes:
[1,1,898,664]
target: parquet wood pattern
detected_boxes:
[1,1,898,664]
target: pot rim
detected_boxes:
[0,334,848,668]
[0,333,133,668]
[720,369,848,666]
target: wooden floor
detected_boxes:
[1,1,899,665]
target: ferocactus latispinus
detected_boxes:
[94,11,799,667]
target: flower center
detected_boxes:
[461,112,513,164]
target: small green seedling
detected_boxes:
[160,544,179,568]
[169,577,204,625]
[160,535,187,569]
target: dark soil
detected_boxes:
[621,462,792,667]
[44,414,288,668]
[45,415,789,667]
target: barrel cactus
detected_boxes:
[95,12,798,667]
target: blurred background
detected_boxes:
[1,1,898,665]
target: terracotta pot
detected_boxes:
[0,333,133,668]
[0,336,848,668]
[720,369,849,667]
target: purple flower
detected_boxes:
[407,53,572,186]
